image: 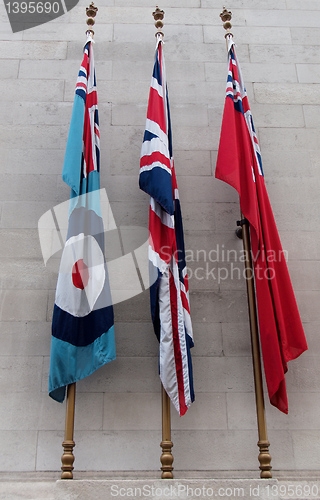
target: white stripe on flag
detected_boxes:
[139,160,171,177]
[140,136,170,163]
[144,119,169,149]
[150,198,174,229]
[151,76,163,98]
[158,266,180,414]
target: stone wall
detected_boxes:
[0,0,320,473]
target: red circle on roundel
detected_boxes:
[72,259,89,290]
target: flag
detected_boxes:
[139,36,194,416]
[49,36,115,402]
[215,36,308,413]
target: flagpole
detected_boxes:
[61,382,76,479]
[239,216,272,478]
[60,3,98,480]
[151,6,174,479]
[160,384,174,479]
[219,7,272,479]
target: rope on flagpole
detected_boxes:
[152,5,174,480]
[219,7,272,479]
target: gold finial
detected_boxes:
[86,2,98,36]
[220,6,233,38]
[153,6,164,38]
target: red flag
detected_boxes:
[216,37,308,413]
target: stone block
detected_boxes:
[113,23,161,43]
[261,150,315,178]
[202,0,286,6]
[0,174,58,202]
[297,64,320,84]
[184,230,244,265]
[1,201,55,229]
[192,357,227,392]
[0,480,55,500]
[287,0,320,8]
[36,430,64,471]
[166,61,206,82]
[213,202,241,232]
[0,391,44,431]
[303,105,320,128]
[111,103,146,127]
[0,79,64,102]
[187,291,222,323]
[265,177,320,205]
[191,322,223,357]
[172,393,227,431]
[250,104,304,128]
[222,323,251,357]
[2,60,19,79]
[285,352,320,391]
[74,356,159,394]
[270,202,319,233]
[1,40,67,59]
[302,322,320,355]
[172,125,219,151]
[0,290,48,321]
[112,322,158,357]
[115,0,200,5]
[103,393,161,431]
[0,431,37,471]
[178,176,238,204]
[226,392,257,430]
[287,261,320,291]
[291,27,320,45]
[172,430,258,470]
[0,321,50,356]
[0,355,43,392]
[22,23,112,42]
[65,430,160,471]
[1,149,65,175]
[0,258,56,291]
[204,26,292,46]
[259,128,320,152]
[0,229,42,259]
[0,125,63,150]
[250,44,320,64]
[297,289,320,322]
[174,150,212,176]
[254,83,320,105]
[292,431,320,469]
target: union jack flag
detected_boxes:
[139,36,194,416]
[216,36,307,413]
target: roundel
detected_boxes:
[55,233,106,317]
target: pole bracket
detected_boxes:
[237,218,249,227]
[236,218,248,239]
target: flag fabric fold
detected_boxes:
[139,37,194,416]
[49,37,115,403]
[215,35,307,413]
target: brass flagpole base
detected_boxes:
[160,439,174,479]
[61,439,75,479]
[160,384,173,479]
[60,382,76,479]
[258,440,272,478]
